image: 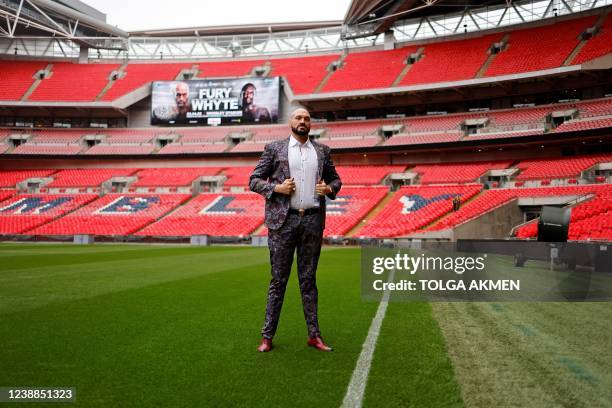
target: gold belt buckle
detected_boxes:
[298,209,305,217]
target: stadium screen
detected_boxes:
[151,77,280,126]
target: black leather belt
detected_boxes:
[289,208,320,217]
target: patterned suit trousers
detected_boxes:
[261,212,323,339]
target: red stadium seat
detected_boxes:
[135,193,264,237]
[29,194,191,236]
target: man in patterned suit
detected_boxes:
[250,107,342,352]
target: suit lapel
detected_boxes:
[280,137,290,178]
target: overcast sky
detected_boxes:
[82,0,353,32]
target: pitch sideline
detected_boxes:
[341,269,395,408]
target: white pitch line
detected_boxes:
[341,269,395,408]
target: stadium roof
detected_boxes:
[344,0,526,37]
[0,0,127,38]
[1,0,609,59]
[128,21,342,37]
[0,0,128,50]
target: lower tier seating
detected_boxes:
[135,193,264,237]
[429,185,612,233]
[29,194,190,236]
[0,190,15,202]
[515,189,612,241]
[256,186,389,238]
[356,184,482,237]
[0,194,98,234]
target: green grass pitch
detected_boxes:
[0,243,610,407]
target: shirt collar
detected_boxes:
[289,134,312,148]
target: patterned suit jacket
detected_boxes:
[249,136,342,230]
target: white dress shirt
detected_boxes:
[288,135,319,209]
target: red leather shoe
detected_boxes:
[307,336,333,352]
[257,338,273,352]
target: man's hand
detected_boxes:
[315,180,331,196]
[274,178,296,195]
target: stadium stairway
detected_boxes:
[250,222,267,237]
[259,61,272,76]
[313,54,347,93]
[475,34,509,78]
[21,63,53,101]
[391,47,424,87]
[346,190,395,237]
[564,11,609,66]
[96,62,128,101]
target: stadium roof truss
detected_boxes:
[0,0,609,59]
[0,0,127,54]
[344,0,608,40]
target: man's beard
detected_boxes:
[292,125,309,136]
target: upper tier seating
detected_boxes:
[269,55,340,95]
[29,194,191,235]
[321,46,420,92]
[514,154,611,180]
[572,13,612,64]
[29,63,120,101]
[0,61,47,101]
[400,34,501,86]
[485,16,597,77]
[0,194,98,234]
[135,193,264,237]
[102,63,191,101]
[0,15,608,103]
[411,161,513,184]
[356,184,482,237]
